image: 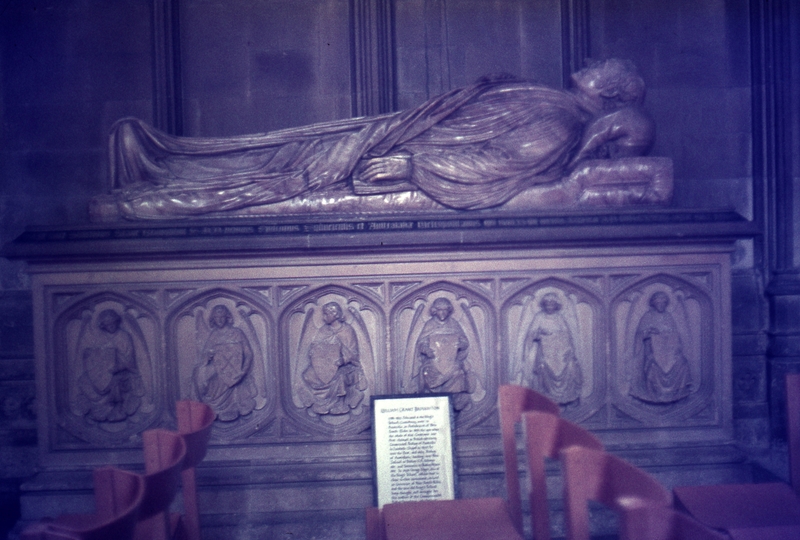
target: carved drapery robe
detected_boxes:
[630,308,692,403]
[414,316,473,411]
[106,79,587,218]
[301,321,366,415]
[77,329,145,422]
[194,325,258,421]
[524,311,583,404]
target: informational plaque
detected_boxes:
[372,394,456,508]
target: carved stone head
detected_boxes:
[429,298,454,321]
[209,304,233,329]
[649,291,670,313]
[321,302,345,325]
[97,309,122,334]
[571,58,646,109]
[539,292,562,314]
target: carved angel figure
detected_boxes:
[299,302,367,416]
[413,298,473,411]
[523,293,583,404]
[76,309,145,422]
[193,305,258,421]
[91,58,670,220]
[629,291,692,403]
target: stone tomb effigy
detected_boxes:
[6,58,758,539]
[5,209,752,540]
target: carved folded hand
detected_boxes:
[571,107,655,166]
[354,153,412,184]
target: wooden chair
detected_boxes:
[672,373,800,540]
[134,428,188,540]
[522,410,604,540]
[21,466,145,540]
[561,446,672,540]
[621,500,728,540]
[365,505,386,540]
[364,385,560,540]
[176,400,215,540]
[498,384,560,533]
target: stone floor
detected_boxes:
[5,443,789,540]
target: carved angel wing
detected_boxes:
[121,310,155,413]
[347,306,376,393]
[512,297,539,387]
[292,307,317,408]
[194,307,210,359]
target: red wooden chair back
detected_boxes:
[135,428,187,540]
[669,373,800,538]
[497,384,560,532]
[561,446,671,540]
[176,400,215,540]
[621,500,727,540]
[21,466,145,540]
[523,411,604,540]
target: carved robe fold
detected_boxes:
[630,309,692,403]
[108,79,587,218]
[194,326,258,421]
[524,311,583,404]
[302,322,366,415]
[414,316,472,410]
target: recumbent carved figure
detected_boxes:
[90,58,671,221]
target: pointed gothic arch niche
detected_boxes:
[610,274,716,426]
[53,291,161,448]
[391,281,495,430]
[167,288,275,441]
[280,285,383,438]
[502,277,604,424]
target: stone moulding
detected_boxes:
[4,209,754,262]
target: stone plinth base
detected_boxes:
[3,210,755,539]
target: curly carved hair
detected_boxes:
[584,58,646,107]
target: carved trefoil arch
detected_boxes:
[168,288,275,441]
[52,292,161,447]
[391,281,494,430]
[610,274,717,426]
[281,285,382,437]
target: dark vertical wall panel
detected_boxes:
[152,0,183,134]
[793,4,800,269]
[0,1,153,228]
[179,0,352,137]
[589,0,752,215]
[394,0,563,110]
[350,0,396,116]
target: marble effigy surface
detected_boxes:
[89,59,673,222]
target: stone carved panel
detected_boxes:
[31,245,731,459]
[283,288,380,436]
[392,283,492,428]
[171,291,274,440]
[54,293,160,445]
[504,280,602,421]
[612,276,715,425]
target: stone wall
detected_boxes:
[0,291,36,538]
